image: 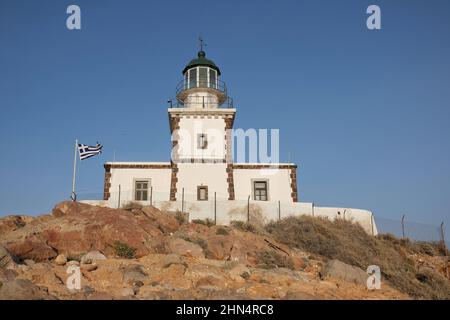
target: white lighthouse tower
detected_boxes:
[95,44,377,234]
[168,46,236,201]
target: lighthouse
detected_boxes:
[93,45,377,235]
[168,47,236,201]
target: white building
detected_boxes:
[85,49,377,235]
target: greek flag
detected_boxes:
[78,143,103,160]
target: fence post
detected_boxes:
[312,203,315,217]
[247,195,250,223]
[401,214,406,239]
[214,192,217,225]
[278,200,281,221]
[343,209,346,221]
[118,184,121,209]
[182,188,185,212]
[150,187,153,206]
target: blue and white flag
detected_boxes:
[78,142,103,160]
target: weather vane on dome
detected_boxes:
[198,36,207,52]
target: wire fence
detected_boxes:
[76,189,447,248]
[376,216,446,244]
[76,188,308,227]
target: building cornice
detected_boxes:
[232,163,297,169]
[104,162,172,169]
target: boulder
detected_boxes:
[23,259,36,267]
[0,245,16,269]
[161,254,185,268]
[81,251,106,264]
[195,275,223,291]
[204,235,234,260]
[81,264,98,272]
[0,278,56,300]
[5,238,57,262]
[123,264,148,285]
[0,268,18,282]
[0,215,33,236]
[168,238,204,258]
[120,287,135,297]
[2,201,177,261]
[54,254,67,266]
[319,259,368,286]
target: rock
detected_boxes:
[228,264,250,283]
[5,239,57,263]
[123,264,148,285]
[0,278,56,300]
[136,286,167,300]
[161,254,186,268]
[82,285,95,295]
[195,275,223,290]
[204,236,234,260]
[81,264,97,272]
[54,254,67,266]
[0,215,32,236]
[0,268,18,282]
[168,238,204,258]
[23,259,36,267]
[2,201,177,262]
[0,246,16,269]
[120,287,135,297]
[81,251,106,264]
[319,259,368,286]
[141,206,181,233]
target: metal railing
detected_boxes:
[176,79,227,96]
[167,96,234,109]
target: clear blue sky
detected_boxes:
[1,0,449,231]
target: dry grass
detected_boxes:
[265,216,450,299]
[255,250,295,270]
[191,218,215,227]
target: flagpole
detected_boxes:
[71,139,78,201]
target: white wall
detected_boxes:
[109,166,172,205]
[177,117,226,160]
[233,167,293,202]
[82,198,377,235]
[176,163,229,201]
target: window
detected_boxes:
[197,133,208,149]
[199,67,208,87]
[135,180,149,201]
[209,69,217,89]
[253,181,268,201]
[189,68,197,89]
[197,186,208,201]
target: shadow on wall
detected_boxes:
[228,203,267,227]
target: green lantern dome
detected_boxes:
[182,50,221,75]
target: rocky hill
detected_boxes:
[0,201,449,300]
